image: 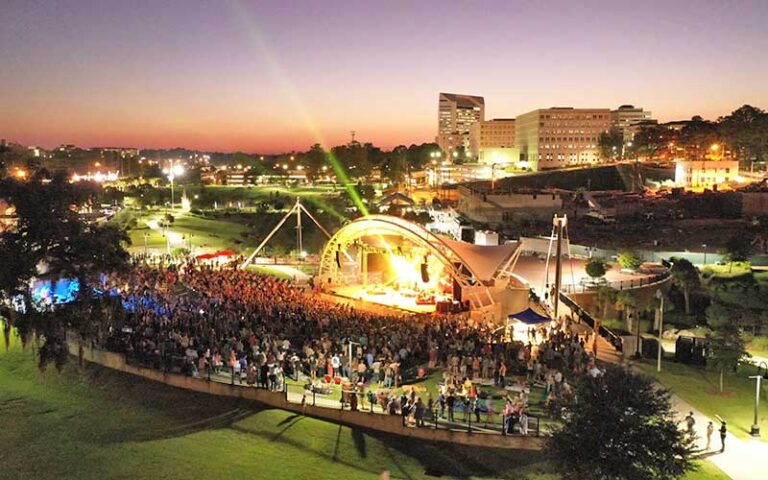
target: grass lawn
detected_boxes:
[636,359,768,442]
[0,327,731,480]
[0,329,559,480]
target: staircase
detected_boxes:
[595,335,623,364]
[559,292,624,364]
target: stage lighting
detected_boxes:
[421,262,429,283]
[335,250,341,268]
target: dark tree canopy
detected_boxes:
[585,258,608,279]
[548,365,694,480]
[0,173,130,369]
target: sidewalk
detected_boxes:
[669,392,767,480]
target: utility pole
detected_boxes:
[553,215,566,320]
[296,197,303,258]
[750,374,763,437]
[656,289,664,372]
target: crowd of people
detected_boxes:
[93,259,596,434]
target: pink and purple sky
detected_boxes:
[1,0,767,153]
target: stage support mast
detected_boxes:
[240,197,332,269]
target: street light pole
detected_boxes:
[702,244,708,266]
[750,362,767,437]
[656,289,664,372]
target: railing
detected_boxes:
[560,270,671,294]
[559,292,623,353]
[283,382,542,437]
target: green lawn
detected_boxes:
[0,328,730,479]
[636,359,768,442]
[0,328,559,480]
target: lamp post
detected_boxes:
[167,161,184,210]
[702,244,708,266]
[655,289,665,372]
[749,362,768,437]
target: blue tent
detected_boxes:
[507,308,550,325]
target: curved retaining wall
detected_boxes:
[67,336,544,450]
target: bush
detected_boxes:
[618,250,643,271]
[585,258,608,278]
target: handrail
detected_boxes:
[559,292,623,353]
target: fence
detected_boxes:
[520,236,726,266]
[559,270,671,295]
[283,381,541,437]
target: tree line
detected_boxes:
[600,104,768,168]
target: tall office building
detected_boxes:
[436,93,485,157]
[611,105,654,142]
[515,107,610,170]
[468,118,516,159]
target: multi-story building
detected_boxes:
[515,107,610,170]
[468,118,516,161]
[675,160,739,190]
[436,92,484,157]
[611,105,654,142]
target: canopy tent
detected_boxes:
[507,308,551,343]
[196,250,237,261]
[507,308,551,325]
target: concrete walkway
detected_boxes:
[669,392,767,480]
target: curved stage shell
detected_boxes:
[317,215,529,320]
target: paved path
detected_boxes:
[669,390,767,479]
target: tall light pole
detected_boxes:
[749,362,767,437]
[656,289,665,372]
[166,161,184,210]
[702,244,708,266]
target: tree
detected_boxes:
[598,127,623,160]
[615,289,640,333]
[548,365,694,480]
[722,234,752,272]
[596,285,618,320]
[630,125,678,161]
[585,258,608,279]
[718,105,768,168]
[678,118,721,161]
[706,302,750,393]
[670,258,700,315]
[0,173,130,368]
[618,250,643,271]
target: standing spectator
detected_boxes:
[719,421,727,453]
[446,390,456,422]
[685,411,696,438]
[414,397,425,427]
[706,421,714,450]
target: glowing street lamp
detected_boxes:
[167,162,185,209]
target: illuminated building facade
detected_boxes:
[516,107,610,170]
[610,105,654,142]
[675,160,739,190]
[469,119,516,160]
[436,93,485,157]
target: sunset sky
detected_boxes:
[1,0,767,153]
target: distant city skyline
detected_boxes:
[1,0,767,153]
